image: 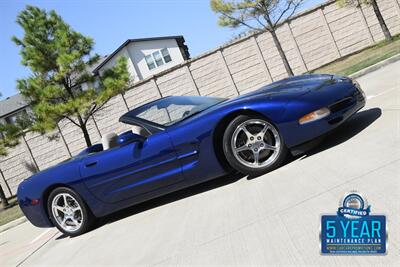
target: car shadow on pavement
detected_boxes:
[79,108,381,235]
[93,171,247,231]
[246,107,382,180]
[303,107,382,158]
[93,153,304,232]
[54,172,243,239]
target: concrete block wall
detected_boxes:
[1,0,399,197]
[58,118,102,156]
[256,31,288,81]
[363,0,400,42]
[324,2,372,56]
[0,141,34,196]
[189,51,239,98]
[156,66,199,97]
[24,131,70,170]
[223,37,271,94]
[292,8,339,70]
[123,80,161,109]
[92,94,131,137]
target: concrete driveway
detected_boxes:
[1,60,399,266]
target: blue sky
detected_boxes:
[0,0,323,98]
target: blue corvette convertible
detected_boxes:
[18,74,365,236]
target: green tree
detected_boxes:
[210,0,304,76]
[0,92,24,208]
[0,125,21,157]
[339,0,392,41]
[13,5,130,147]
[0,123,17,208]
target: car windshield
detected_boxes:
[126,96,226,126]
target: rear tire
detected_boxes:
[222,115,288,176]
[47,187,95,237]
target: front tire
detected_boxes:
[222,115,287,176]
[47,187,95,236]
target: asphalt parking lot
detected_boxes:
[1,60,399,266]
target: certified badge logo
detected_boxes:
[337,192,370,219]
[320,191,387,255]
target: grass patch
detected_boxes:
[0,197,24,226]
[313,35,400,76]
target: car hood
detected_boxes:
[232,74,340,102]
[247,74,343,98]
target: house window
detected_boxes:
[152,51,164,67]
[3,109,29,127]
[5,115,17,125]
[145,48,172,70]
[145,55,156,70]
[161,48,172,63]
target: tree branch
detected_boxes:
[62,78,75,99]
[273,1,302,27]
[83,103,97,124]
[254,15,266,29]
[221,11,263,32]
[273,2,293,27]
[62,116,80,127]
[91,98,110,114]
[263,12,274,31]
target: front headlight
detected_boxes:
[352,79,366,99]
[299,107,330,125]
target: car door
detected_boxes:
[81,131,184,203]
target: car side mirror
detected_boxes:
[117,131,146,146]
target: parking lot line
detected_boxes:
[366,86,398,100]
[30,229,52,244]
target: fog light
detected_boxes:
[299,108,330,125]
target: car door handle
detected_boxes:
[85,161,98,167]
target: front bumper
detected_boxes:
[280,82,366,148]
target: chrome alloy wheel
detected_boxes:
[230,119,281,168]
[51,193,83,232]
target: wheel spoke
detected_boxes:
[261,143,277,151]
[71,206,81,212]
[253,151,260,165]
[260,124,269,135]
[61,217,67,227]
[70,217,80,226]
[240,126,253,140]
[63,194,68,208]
[54,205,65,213]
[235,145,250,153]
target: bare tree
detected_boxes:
[339,0,392,41]
[211,0,304,76]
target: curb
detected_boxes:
[350,54,400,79]
[0,216,27,233]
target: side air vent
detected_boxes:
[329,97,353,113]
